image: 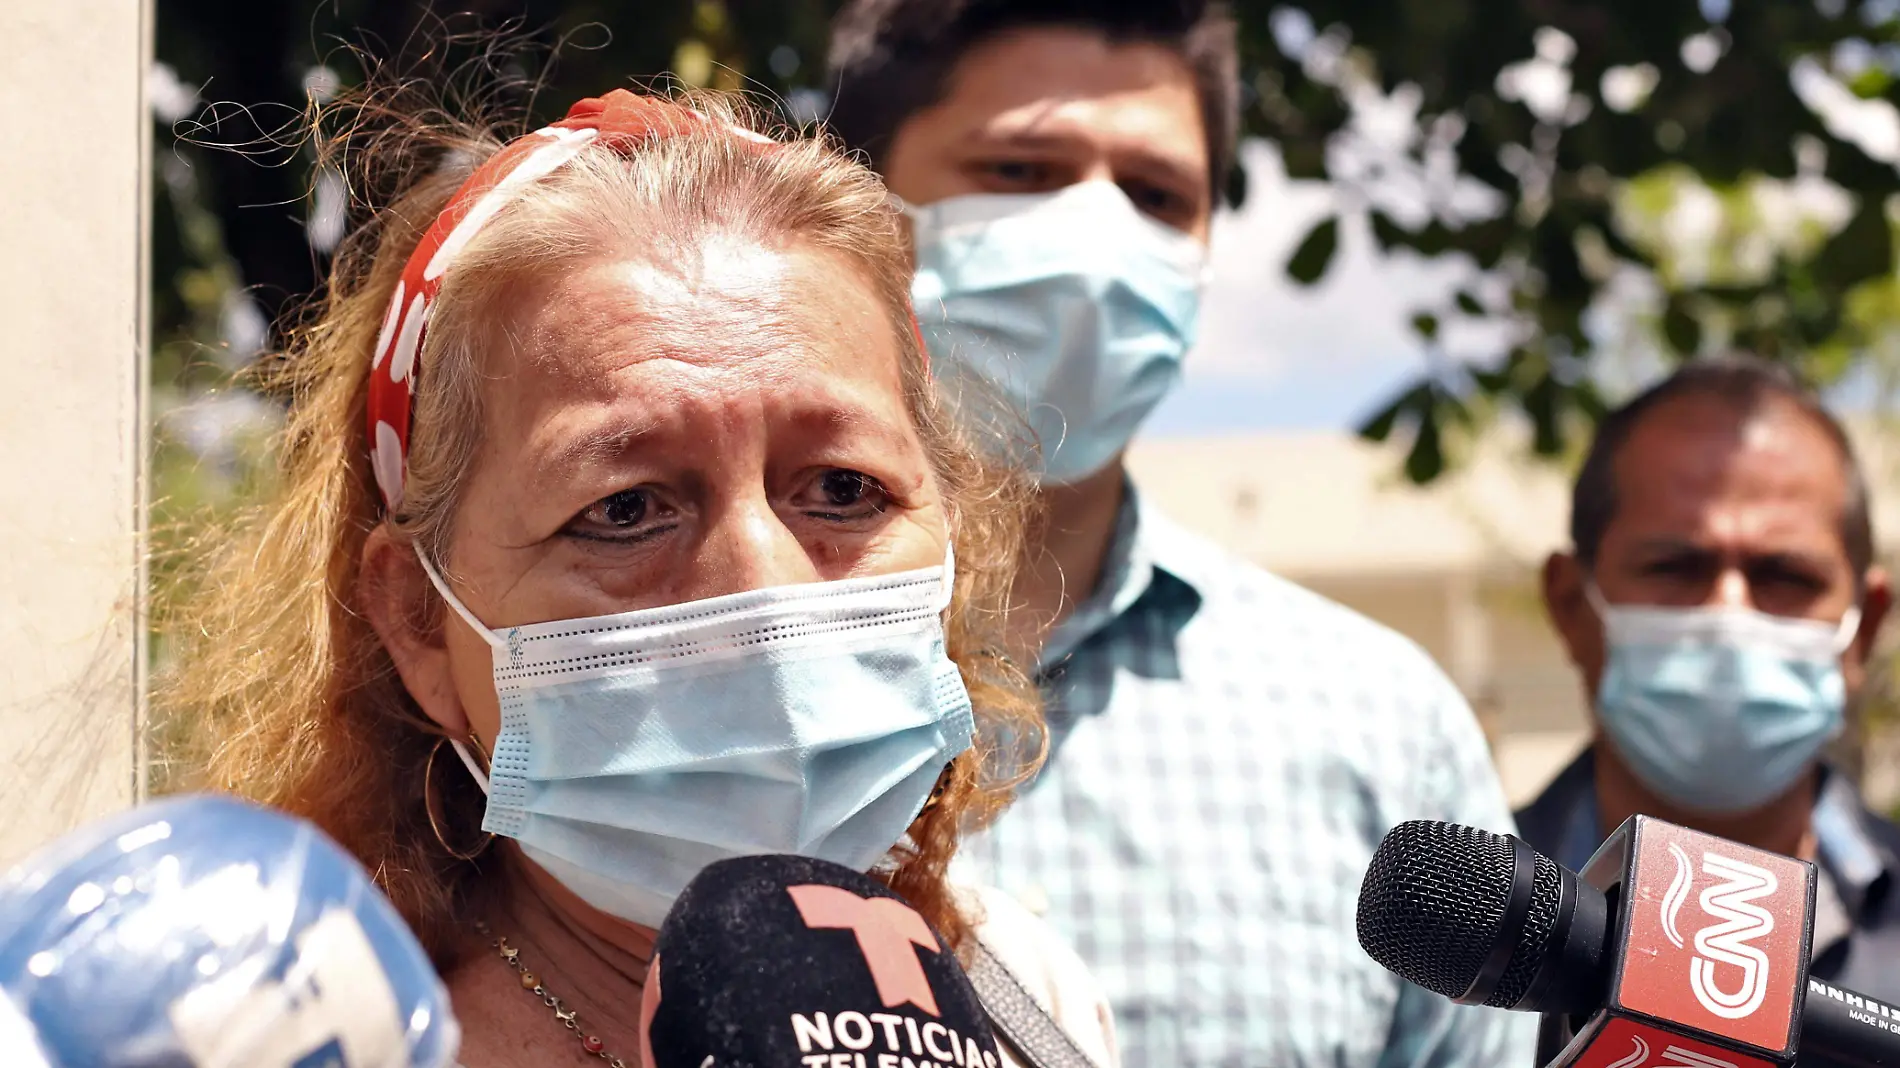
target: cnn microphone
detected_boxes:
[1355,817,1899,1068]
[0,794,459,1068]
[640,854,1005,1068]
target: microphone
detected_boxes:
[640,854,1004,1068]
[1355,817,1899,1068]
[0,794,459,1068]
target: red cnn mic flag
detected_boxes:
[1554,817,1815,1068]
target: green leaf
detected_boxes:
[1404,412,1446,484]
[1359,381,1460,484]
[1813,199,1895,293]
[1280,140,1329,181]
[1460,217,1515,270]
[1409,220,1460,258]
[1571,381,1611,425]
[1850,66,1892,100]
[1370,211,1407,251]
[1224,162,1249,209]
[1455,290,1484,316]
[1285,216,1340,285]
[1359,394,1407,442]
[1662,298,1702,356]
[1412,312,1441,341]
[1524,375,1566,456]
[1358,381,1434,443]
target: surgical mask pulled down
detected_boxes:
[1588,582,1860,816]
[903,181,1207,486]
[419,547,975,928]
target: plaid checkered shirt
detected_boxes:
[957,485,1540,1068]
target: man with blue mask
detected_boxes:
[1521,355,1900,1000]
[827,4,1533,1066]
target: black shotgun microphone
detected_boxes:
[639,854,1005,1068]
[1356,817,1899,1068]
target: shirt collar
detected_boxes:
[1547,747,1895,929]
[1038,478,1203,671]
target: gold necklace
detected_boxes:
[476,921,634,1067]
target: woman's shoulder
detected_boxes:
[955,884,1119,1068]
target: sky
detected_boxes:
[1146,141,1478,437]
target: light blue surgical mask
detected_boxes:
[422,548,974,928]
[1588,582,1859,815]
[904,181,1207,485]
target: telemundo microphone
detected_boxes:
[640,853,1005,1068]
[0,794,459,1068]
[1355,816,1899,1068]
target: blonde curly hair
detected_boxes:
[156,85,1043,968]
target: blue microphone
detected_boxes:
[0,794,459,1068]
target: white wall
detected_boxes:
[0,2,151,860]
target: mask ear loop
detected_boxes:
[1833,604,1864,655]
[413,546,509,652]
[451,736,492,796]
[935,540,957,615]
[1581,572,1611,619]
[411,544,503,797]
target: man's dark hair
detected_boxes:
[825,0,1239,201]
[1571,354,1874,577]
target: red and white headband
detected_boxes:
[365,90,776,513]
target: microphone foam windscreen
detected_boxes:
[642,854,1002,1068]
[0,794,459,1068]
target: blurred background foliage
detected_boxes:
[1263,0,1900,482]
[152,0,1900,785]
[153,0,1900,494]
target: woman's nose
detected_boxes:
[690,497,819,599]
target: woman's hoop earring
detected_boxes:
[425,736,495,862]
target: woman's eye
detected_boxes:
[802,470,890,520]
[597,489,647,526]
[567,488,675,542]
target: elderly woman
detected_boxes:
[162,89,1114,1067]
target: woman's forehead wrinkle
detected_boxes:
[579,317,805,389]
[477,240,899,482]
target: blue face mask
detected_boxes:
[904,181,1207,485]
[1589,583,1859,815]
[423,548,974,928]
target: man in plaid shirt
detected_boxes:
[828,2,1536,1065]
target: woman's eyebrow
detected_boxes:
[775,391,921,450]
[538,398,917,477]
[541,417,663,474]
